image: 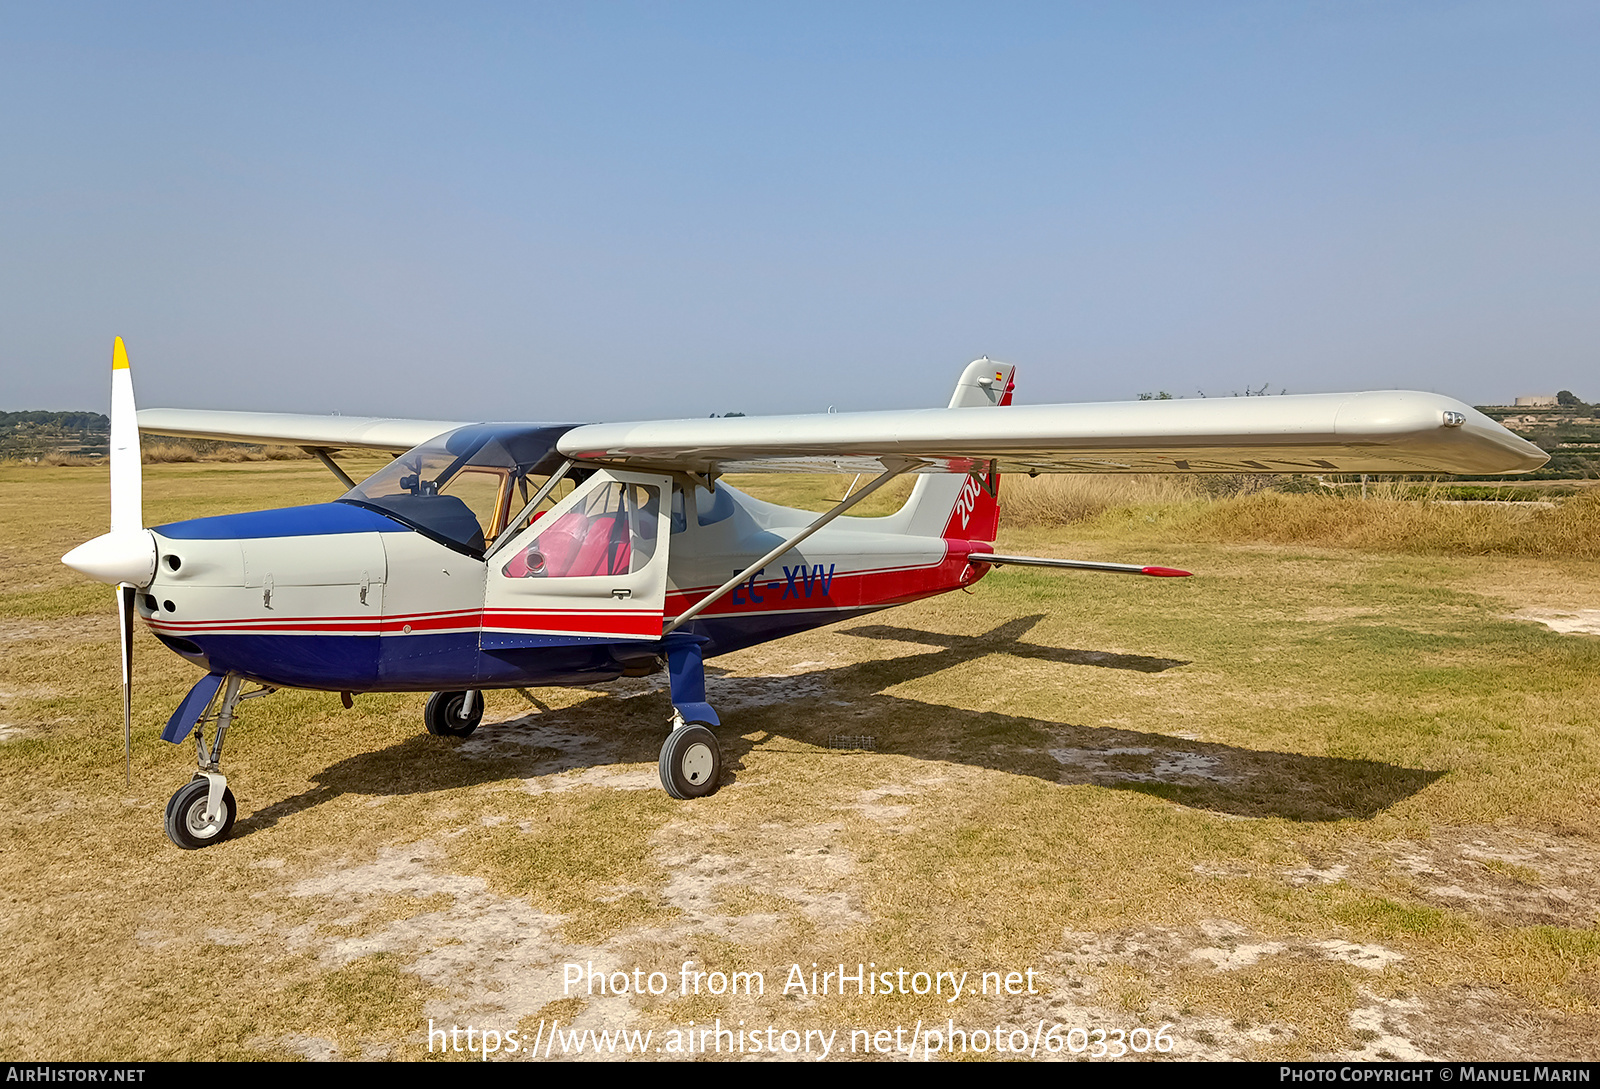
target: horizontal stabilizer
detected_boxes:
[973,554,1192,577]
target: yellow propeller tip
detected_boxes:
[113,337,129,371]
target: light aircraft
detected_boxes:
[61,339,1546,849]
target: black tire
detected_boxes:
[164,772,208,824]
[425,691,483,738]
[658,724,721,799]
[165,778,237,850]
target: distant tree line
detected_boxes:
[0,411,110,460]
[0,410,108,434]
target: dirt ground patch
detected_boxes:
[1366,828,1600,930]
[1516,609,1600,637]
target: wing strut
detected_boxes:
[661,458,918,637]
[302,447,357,490]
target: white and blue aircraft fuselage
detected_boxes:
[61,345,1547,849]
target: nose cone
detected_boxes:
[62,530,158,587]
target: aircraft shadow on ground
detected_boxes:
[233,614,1441,837]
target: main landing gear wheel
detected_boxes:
[659,724,722,799]
[165,778,237,850]
[424,691,483,738]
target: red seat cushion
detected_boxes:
[503,510,590,577]
[566,512,625,576]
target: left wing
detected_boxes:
[137,408,474,453]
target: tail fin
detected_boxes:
[893,358,1014,541]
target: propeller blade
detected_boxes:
[61,339,152,787]
[61,339,157,587]
[109,336,143,535]
[111,338,144,786]
[119,583,135,786]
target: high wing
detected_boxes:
[137,377,1547,477]
[559,389,1546,476]
[135,408,474,453]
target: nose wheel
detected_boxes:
[659,722,722,799]
[165,776,237,849]
[161,673,270,849]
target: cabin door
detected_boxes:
[481,469,671,645]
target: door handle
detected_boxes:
[611,588,632,599]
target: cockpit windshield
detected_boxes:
[338,424,577,556]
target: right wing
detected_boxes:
[557,391,1548,477]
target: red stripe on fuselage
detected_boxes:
[480,608,662,638]
[145,544,992,640]
[663,540,989,617]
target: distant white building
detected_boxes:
[1514,395,1557,407]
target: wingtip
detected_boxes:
[113,336,129,371]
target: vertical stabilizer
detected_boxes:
[892,359,1014,541]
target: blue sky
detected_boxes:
[2,3,1596,419]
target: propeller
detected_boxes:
[61,337,156,785]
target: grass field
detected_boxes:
[3,461,1599,1061]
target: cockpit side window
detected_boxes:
[671,484,687,534]
[440,467,512,543]
[696,484,734,527]
[500,482,660,579]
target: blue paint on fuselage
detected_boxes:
[168,606,883,694]
[157,502,409,540]
[180,630,648,692]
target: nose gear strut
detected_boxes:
[163,672,275,849]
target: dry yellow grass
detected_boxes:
[141,441,202,463]
[1188,490,1600,559]
[1000,473,1203,525]
[997,472,1600,561]
[1117,487,1600,561]
[38,451,99,467]
[743,470,1600,562]
[139,441,312,464]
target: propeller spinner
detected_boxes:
[61,337,156,784]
